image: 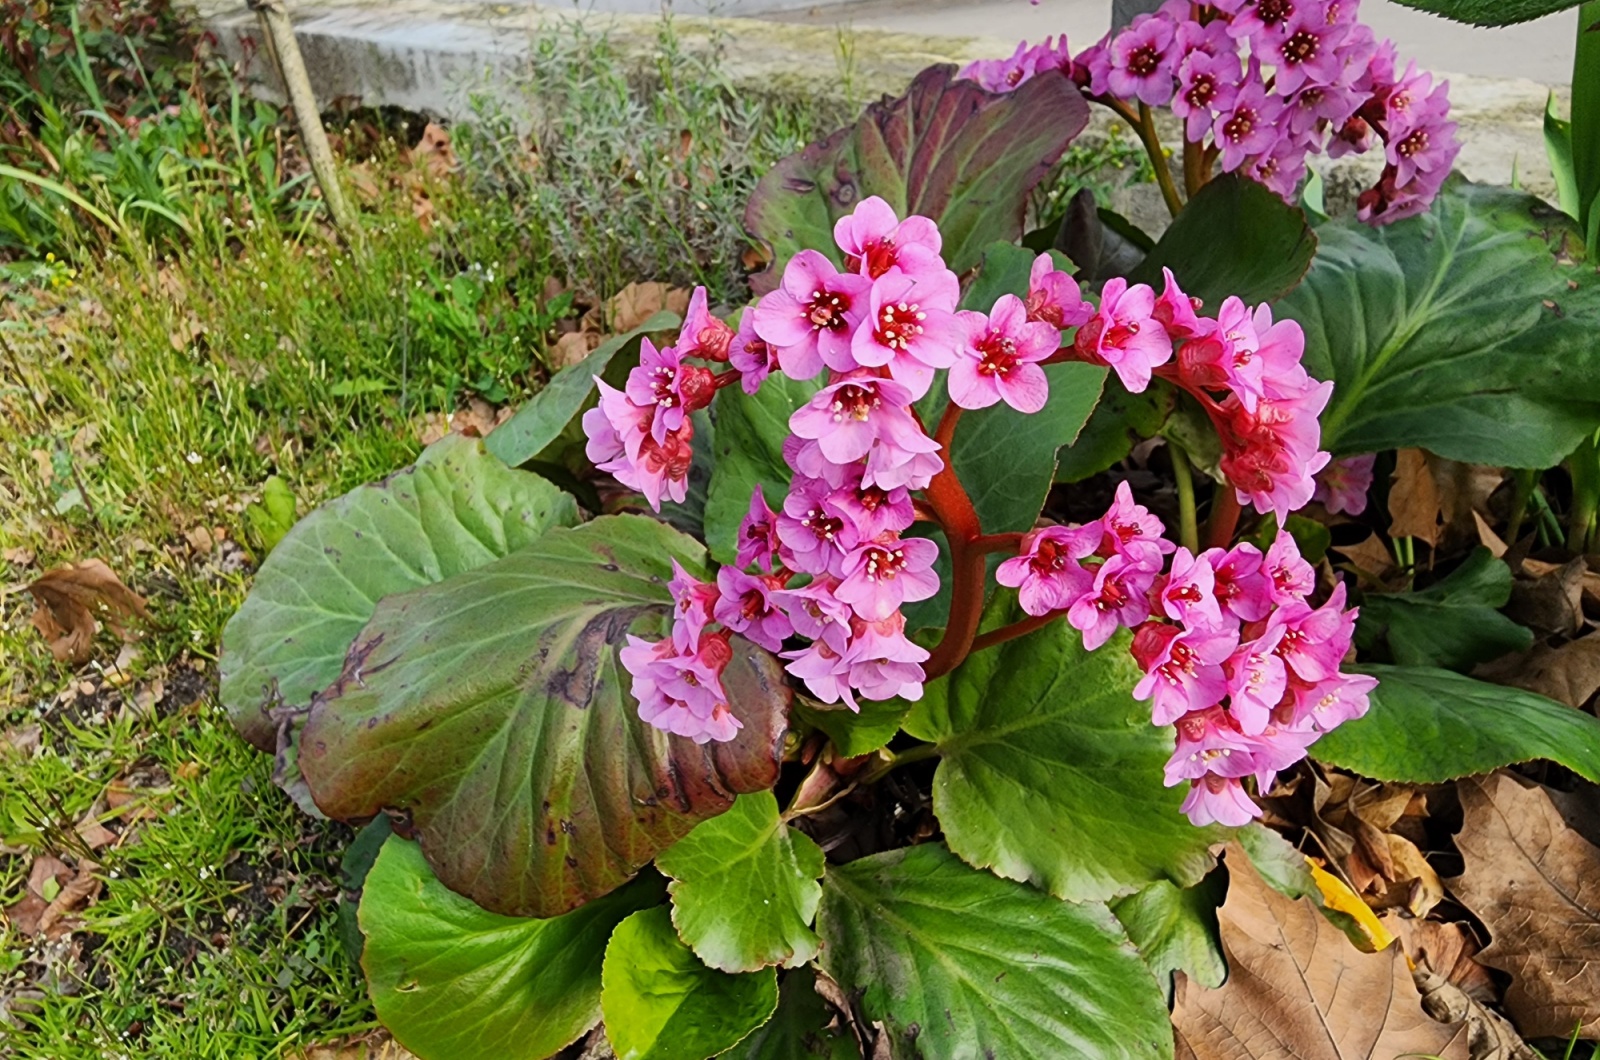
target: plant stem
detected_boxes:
[1137,102,1184,219]
[1506,467,1539,543]
[973,532,1024,554]
[1566,433,1600,552]
[1206,489,1243,549]
[922,419,985,680]
[969,608,1069,654]
[1182,138,1208,198]
[934,401,963,450]
[1169,442,1200,554]
[853,742,941,789]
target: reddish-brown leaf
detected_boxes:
[27,559,150,664]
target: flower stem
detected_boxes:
[853,742,941,789]
[973,532,1024,554]
[968,607,1069,654]
[1169,442,1200,554]
[1206,489,1243,549]
[922,430,985,680]
[1137,102,1184,219]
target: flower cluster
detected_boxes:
[959,0,1460,223]
[1001,488,1373,826]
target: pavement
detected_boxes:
[766,0,1579,83]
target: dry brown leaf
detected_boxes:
[4,855,70,936]
[1449,773,1600,1038]
[1474,511,1509,558]
[449,398,507,439]
[1389,448,1444,546]
[1172,844,1469,1059]
[37,863,100,937]
[410,122,458,180]
[552,329,601,370]
[1474,634,1600,711]
[1413,967,1539,1060]
[1507,557,1586,637]
[2,724,40,756]
[606,282,690,333]
[1380,914,1497,1005]
[415,411,451,447]
[292,1034,419,1060]
[27,559,151,665]
[1332,531,1395,584]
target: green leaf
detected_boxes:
[1055,383,1173,484]
[1110,874,1227,1002]
[704,373,822,567]
[656,792,825,974]
[486,310,681,467]
[1278,180,1600,466]
[719,968,860,1060]
[745,66,1090,288]
[1234,822,1318,901]
[220,435,579,750]
[904,598,1222,902]
[957,240,1040,314]
[300,516,789,918]
[1311,664,1600,783]
[359,836,663,1060]
[1128,173,1317,306]
[602,906,779,1060]
[244,474,297,555]
[1387,0,1583,27]
[1574,2,1600,240]
[816,843,1173,1060]
[1357,548,1533,671]
[337,815,393,963]
[793,696,910,757]
[1547,91,1581,220]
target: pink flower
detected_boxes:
[1213,75,1283,172]
[1286,671,1377,732]
[736,487,783,572]
[752,250,872,379]
[782,638,857,711]
[1313,453,1375,516]
[1272,9,1350,95]
[1096,480,1176,569]
[583,377,651,469]
[772,576,853,653]
[957,35,1074,93]
[1155,547,1224,630]
[949,294,1060,413]
[621,634,741,744]
[1206,542,1274,623]
[1268,582,1356,683]
[844,613,930,702]
[1247,137,1309,201]
[1172,48,1240,141]
[584,380,694,512]
[832,196,945,282]
[1224,626,1289,734]
[1226,0,1297,48]
[1179,773,1261,827]
[788,371,918,466]
[829,468,915,539]
[668,559,720,653]
[677,286,734,362]
[850,267,962,399]
[1218,379,1334,520]
[1068,553,1155,650]
[1074,278,1173,394]
[1262,531,1314,605]
[730,310,778,395]
[1152,267,1211,340]
[1132,621,1240,725]
[777,476,858,576]
[1107,14,1177,106]
[1166,706,1312,791]
[834,534,940,621]
[714,568,794,652]
[624,340,689,444]
[997,524,1097,617]
[1025,254,1094,329]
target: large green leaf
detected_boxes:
[1127,174,1317,306]
[719,968,860,1060]
[656,791,825,973]
[1387,0,1582,26]
[1575,2,1600,247]
[1110,875,1227,1003]
[1279,180,1600,466]
[745,65,1090,289]
[905,600,1222,901]
[358,836,662,1060]
[793,696,910,757]
[602,906,779,1060]
[300,516,789,918]
[1311,664,1600,783]
[220,435,579,750]
[816,843,1173,1060]
[1356,547,1533,671]
[704,373,821,567]
[486,310,681,467]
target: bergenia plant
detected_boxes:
[586,195,1371,828]
[960,0,1461,223]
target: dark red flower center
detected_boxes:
[975,332,1020,377]
[799,506,846,544]
[1184,74,1216,109]
[874,300,926,352]
[1128,44,1162,77]
[807,288,851,331]
[1281,30,1318,65]
[1223,109,1257,145]
[862,545,908,583]
[1257,0,1294,27]
[1397,129,1430,158]
[830,383,881,421]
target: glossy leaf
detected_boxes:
[1356,547,1532,671]
[358,836,663,1060]
[602,906,779,1060]
[656,792,825,973]
[816,843,1173,1060]
[220,435,578,750]
[905,599,1222,902]
[1110,874,1227,1002]
[1279,180,1600,466]
[704,374,821,567]
[485,310,681,466]
[745,65,1090,288]
[300,516,788,918]
[793,696,910,757]
[1387,0,1582,26]
[1127,174,1317,306]
[719,968,860,1060]
[1311,664,1600,783]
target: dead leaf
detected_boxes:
[1474,511,1508,558]
[1412,967,1539,1060]
[1380,914,1497,1005]
[1474,634,1600,711]
[449,398,506,439]
[605,282,689,333]
[410,122,458,181]
[2,725,40,756]
[1389,449,1444,546]
[1448,773,1600,1038]
[1332,531,1395,584]
[415,411,451,447]
[4,855,70,936]
[292,1033,419,1059]
[1506,557,1586,637]
[29,448,54,488]
[552,329,600,370]
[3,545,36,568]
[1172,845,1469,1059]
[27,559,151,665]
[37,863,100,936]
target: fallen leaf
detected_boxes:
[449,398,507,439]
[1380,914,1497,1005]
[1412,967,1539,1060]
[1332,531,1395,584]
[414,411,451,447]
[37,863,100,937]
[605,281,689,333]
[1474,633,1600,711]
[2,724,40,756]
[1506,557,1585,637]
[27,560,151,665]
[4,855,70,936]
[1389,449,1443,546]
[1307,859,1396,953]
[1171,845,1469,1059]
[1448,773,1600,1038]
[4,545,37,568]
[1474,511,1508,558]
[551,329,600,370]
[410,122,458,181]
